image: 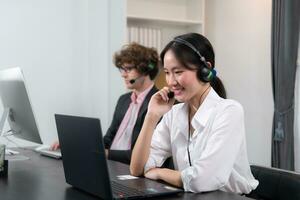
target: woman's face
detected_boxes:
[163,50,203,102]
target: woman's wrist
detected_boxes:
[146,111,161,123]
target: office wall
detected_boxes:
[0,0,126,146]
[205,0,273,166]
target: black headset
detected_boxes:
[129,62,156,84]
[173,37,214,83]
[147,62,155,71]
[140,61,156,75]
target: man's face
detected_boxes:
[118,63,143,90]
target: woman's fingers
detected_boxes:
[158,87,172,102]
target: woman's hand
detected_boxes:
[147,87,175,119]
[130,87,175,176]
[145,168,183,188]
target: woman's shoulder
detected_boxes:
[217,98,244,116]
[208,88,244,114]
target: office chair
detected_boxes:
[247,165,300,200]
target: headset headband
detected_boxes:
[172,37,217,82]
[173,37,209,68]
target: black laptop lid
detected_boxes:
[55,114,113,199]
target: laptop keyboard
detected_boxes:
[39,149,62,159]
[111,181,145,198]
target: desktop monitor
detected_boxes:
[0,67,42,144]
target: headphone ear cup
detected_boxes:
[197,67,212,83]
[148,62,155,70]
[141,62,155,74]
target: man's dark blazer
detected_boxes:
[103,86,158,164]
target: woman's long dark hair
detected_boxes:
[160,33,226,99]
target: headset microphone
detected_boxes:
[167,91,174,99]
[129,76,143,84]
[129,79,135,84]
[128,62,156,84]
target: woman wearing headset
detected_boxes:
[130,33,258,194]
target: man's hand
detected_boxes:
[50,141,60,151]
[105,149,109,158]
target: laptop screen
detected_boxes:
[55,114,113,199]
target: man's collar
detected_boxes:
[131,83,154,104]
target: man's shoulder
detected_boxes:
[118,85,158,102]
[148,85,158,95]
[118,91,132,103]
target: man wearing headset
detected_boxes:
[51,43,159,164]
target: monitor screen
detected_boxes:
[0,67,42,144]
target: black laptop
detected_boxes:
[55,114,183,200]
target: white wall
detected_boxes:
[0,0,126,146]
[81,0,126,131]
[205,0,273,166]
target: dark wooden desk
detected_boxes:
[0,149,253,200]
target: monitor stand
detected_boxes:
[0,108,10,137]
[0,107,20,155]
[0,108,46,159]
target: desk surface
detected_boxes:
[0,149,253,200]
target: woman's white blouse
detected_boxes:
[144,88,259,194]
